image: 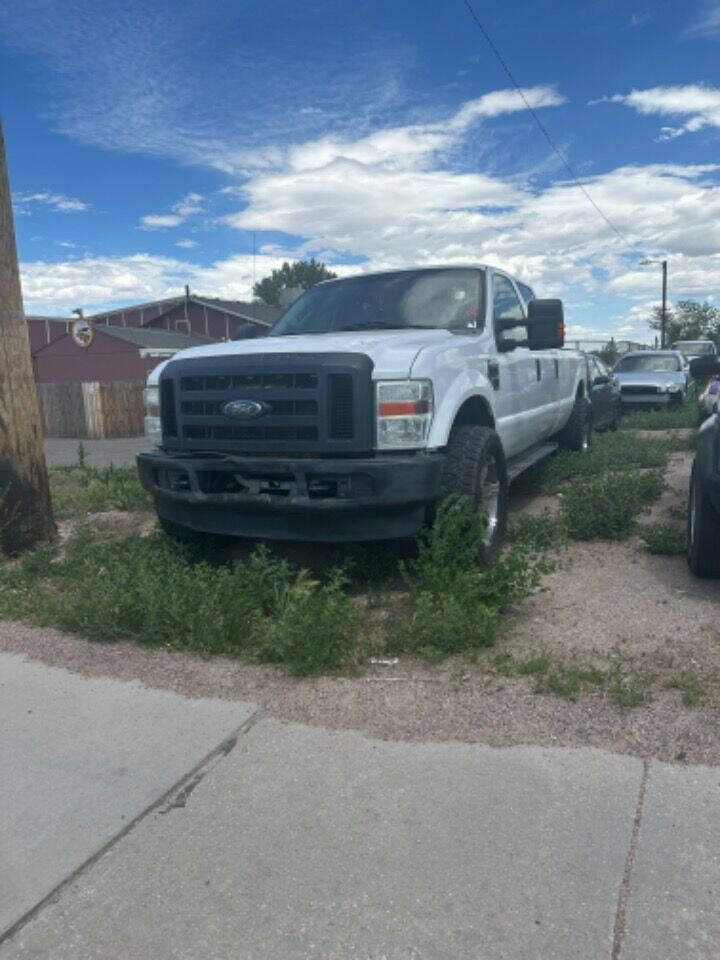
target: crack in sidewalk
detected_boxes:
[0,707,264,947]
[611,757,650,960]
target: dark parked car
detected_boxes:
[587,355,621,431]
[688,413,720,576]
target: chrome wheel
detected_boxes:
[581,420,591,452]
[479,454,500,548]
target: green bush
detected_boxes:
[255,569,359,675]
[561,470,665,540]
[395,497,545,660]
[639,522,687,555]
[508,511,567,550]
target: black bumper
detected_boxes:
[137,449,445,542]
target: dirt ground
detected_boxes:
[3,440,720,768]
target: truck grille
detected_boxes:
[159,353,374,455]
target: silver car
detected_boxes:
[612,350,691,408]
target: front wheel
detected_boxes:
[441,424,509,561]
[687,464,720,577]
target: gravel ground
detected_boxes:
[5,438,719,767]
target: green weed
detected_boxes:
[0,535,358,675]
[561,471,665,540]
[508,511,567,550]
[393,497,546,660]
[664,672,705,706]
[639,522,687,555]
[49,465,152,518]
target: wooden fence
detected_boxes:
[36,381,145,438]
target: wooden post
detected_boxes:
[0,120,55,553]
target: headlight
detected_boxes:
[666,384,681,393]
[376,379,433,449]
[144,386,161,439]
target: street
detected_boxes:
[44,438,152,468]
[1,650,718,959]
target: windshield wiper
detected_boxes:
[335,321,431,331]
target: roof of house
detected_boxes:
[191,297,280,326]
[97,326,212,350]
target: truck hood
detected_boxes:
[147,329,454,384]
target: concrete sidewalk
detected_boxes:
[44,437,152,467]
[1,653,718,959]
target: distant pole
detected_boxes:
[0,120,55,553]
[252,232,256,290]
[661,260,668,348]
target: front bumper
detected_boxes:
[619,391,680,407]
[137,449,445,541]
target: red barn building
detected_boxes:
[28,290,281,384]
[32,326,213,383]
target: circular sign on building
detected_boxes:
[70,315,93,348]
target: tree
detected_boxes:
[0,121,55,553]
[253,258,337,307]
[594,338,619,368]
[649,300,720,346]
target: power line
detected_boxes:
[462,0,642,258]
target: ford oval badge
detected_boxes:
[222,399,269,419]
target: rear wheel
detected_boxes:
[441,424,508,561]
[557,395,591,452]
[687,464,720,577]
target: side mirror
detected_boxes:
[527,299,565,350]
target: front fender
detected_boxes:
[426,372,495,449]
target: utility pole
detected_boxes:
[640,257,669,349]
[0,120,55,553]
[661,259,668,349]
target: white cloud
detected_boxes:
[594,85,720,140]
[18,251,290,313]
[175,239,199,248]
[139,192,204,229]
[172,192,203,217]
[685,3,720,38]
[14,191,89,214]
[285,87,565,173]
[139,214,184,230]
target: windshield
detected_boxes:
[672,341,716,356]
[270,269,485,337]
[614,354,681,373]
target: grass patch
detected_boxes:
[664,672,705,706]
[561,470,665,540]
[491,653,650,706]
[621,401,697,430]
[514,431,672,496]
[0,534,359,676]
[49,464,152,519]
[639,522,687,555]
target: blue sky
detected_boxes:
[2,0,720,340]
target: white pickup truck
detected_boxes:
[137,266,589,555]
